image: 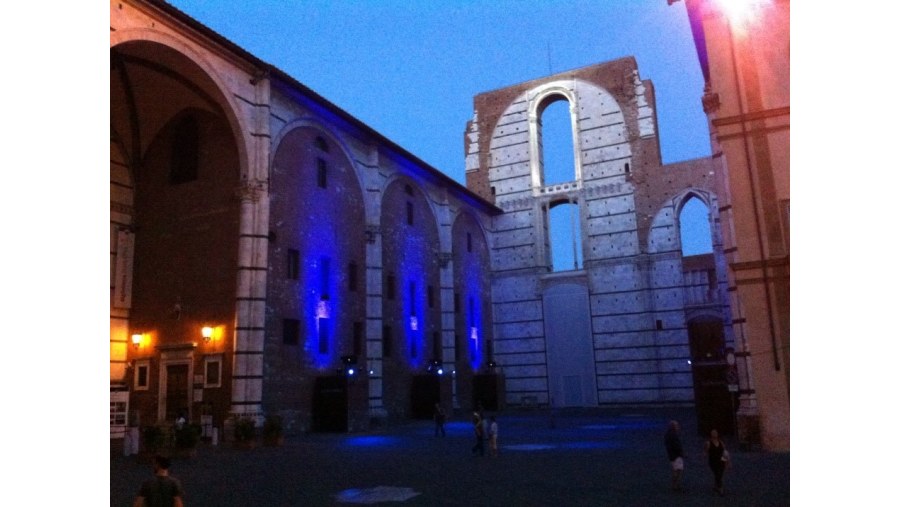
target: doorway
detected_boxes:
[543,282,596,407]
[688,318,733,436]
[165,364,190,422]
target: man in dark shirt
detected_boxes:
[134,455,185,507]
[664,420,685,492]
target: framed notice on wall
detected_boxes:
[113,228,134,308]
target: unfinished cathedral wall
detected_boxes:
[467,58,730,407]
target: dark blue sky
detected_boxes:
[167,0,711,181]
[166,0,713,259]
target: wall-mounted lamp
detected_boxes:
[201,326,214,343]
[427,359,444,376]
[131,333,143,349]
[341,355,358,377]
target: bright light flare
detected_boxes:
[719,0,770,26]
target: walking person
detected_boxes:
[134,455,185,507]
[433,403,446,437]
[664,420,685,492]
[471,412,485,457]
[488,416,499,457]
[704,429,730,496]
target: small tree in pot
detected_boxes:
[233,417,256,449]
[263,414,284,446]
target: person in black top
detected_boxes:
[433,403,446,437]
[134,455,185,507]
[664,420,685,491]
[471,413,485,457]
[705,429,729,496]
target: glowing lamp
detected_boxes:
[201,326,214,343]
[131,333,142,349]
[409,316,418,331]
[341,355,358,377]
[427,359,443,376]
[316,298,332,319]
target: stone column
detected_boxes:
[230,178,269,423]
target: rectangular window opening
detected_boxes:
[348,261,358,292]
[204,356,222,388]
[383,325,393,358]
[387,274,396,300]
[432,331,441,360]
[353,322,364,357]
[317,158,328,188]
[287,249,299,280]
[134,361,150,390]
[283,318,300,345]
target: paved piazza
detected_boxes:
[110,407,789,506]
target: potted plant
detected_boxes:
[140,425,167,458]
[263,414,284,446]
[233,417,256,449]
[173,423,202,457]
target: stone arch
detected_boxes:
[270,118,368,218]
[379,175,443,420]
[110,29,253,180]
[451,209,493,375]
[111,29,254,397]
[527,85,581,189]
[673,189,714,256]
[268,122,367,362]
[450,208,492,252]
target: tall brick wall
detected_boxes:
[128,107,241,427]
[380,178,443,421]
[265,125,367,433]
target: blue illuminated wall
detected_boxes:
[380,177,441,419]
[451,211,493,411]
[264,125,366,425]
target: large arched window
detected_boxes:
[549,201,583,271]
[679,197,713,256]
[540,99,575,186]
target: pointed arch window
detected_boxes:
[679,197,713,256]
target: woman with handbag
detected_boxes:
[704,428,729,496]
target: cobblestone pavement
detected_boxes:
[110,407,789,506]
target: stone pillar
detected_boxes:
[365,223,387,421]
[230,178,269,423]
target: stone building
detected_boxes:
[674,0,790,451]
[465,58,735,432]
[110,0,736,440]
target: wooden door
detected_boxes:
[165,364,189,422]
